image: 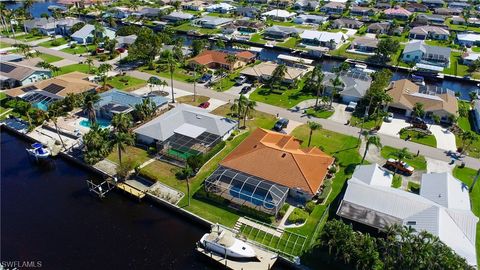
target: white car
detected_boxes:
[346,101,357,112]
[384,112,393,122]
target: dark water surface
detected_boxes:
[0,131,215,270]
[5,1,58,18]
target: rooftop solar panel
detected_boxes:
[42,83,65,94]
[21,85,38,92]
[0,63,15,73]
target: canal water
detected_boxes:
[0,131,213,269]
[5,1,58,18]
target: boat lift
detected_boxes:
[86,178,117,198]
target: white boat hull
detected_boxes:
[200,234,256,259]
[27,148,51,159]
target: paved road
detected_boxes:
[3,36,479,169]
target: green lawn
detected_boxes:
[57,64,92,75]
[107,75,147,91]
[249,79,316,109]
[306,108,334,119]
[176,95,210,107]
[38,53,62,63]
[106,145,151,165]
[380,146,427,170]
[13,33,46,42]
[443,51,470,77]
[424,39,453,47]
[349,115,379,130]
[250,33,267,44]
[0,42,11,48]
[473,47,480,53]
[452,166,480,265]
[174,23,221,35]
[290,125,363,244]
[330,42,369,61]
[454,102,480,158]
[61,44,96,55]
[277,37,298,49]
[210,104,277,131]
[399,129,437,148]
[37,37,69,48]
[458,101,472,131]
[139,66,197,83]
[446,18,480,33]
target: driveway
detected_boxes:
[131,86,191,100]
[225,83,253,98]
[330,103,351,124]
[426,157,455,174]
[378,117,410,137]
[283,120,303,134]
[205,98,226,112]
[429,124,457,152]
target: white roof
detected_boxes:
[338,166,478,267]
[457,33,480,42]
[207,3,235,10]
[278,54,314,64]
[174,123,206,138]
[463,53,480,61]
[300,30,346,43]
[262,9,296,18]
[350,164,392,187]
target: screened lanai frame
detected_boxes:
[159,131,222,161]
[204,166,289,215]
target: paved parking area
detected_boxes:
[205,98,227,112]
[330,103,352,124]
[429,125,457,151]
[225,83,253,98]
[378,118,410,137]
[283,120,303,134]
[132,86,191,100]
[426,157,455,174]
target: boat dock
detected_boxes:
[116,182,146,200]
[196,242,278,270]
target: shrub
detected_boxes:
[51,39,61,46]
[99,54,108,62]
[287,208,308,224]
[391,175,402,188]
[305,201,316,214]
[70,43,77,49]
[277,203,290,219]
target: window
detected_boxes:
[406,221,416,225]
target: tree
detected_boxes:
[191,39,207,56]
[307,121,322,147]
[329,75,343,108]
[83,92,100,124]
[431,114,440,129]
[112,131,134,166]
[85,57,94,74]
[147,76,161,94]
[128,27,162,69]
[304,65,324,108]
[158,50,177,103]
[231,94,248,129]
[362,134,381,163]
[459,130,478,155]
[269,64,287,92]
[83,123,112,164]
[46,101,67,150]
[70,22,85,34]
[214,67,227,89]
[376,37,400,61]
[92,22,105,46]
[391,147,412,176]
[97,63,113,89]
[180,164,193,206]
[111,113,132,133]
[242,98,256,128]
[469,91,478,102]
[133,98,157,121]
[412,102,425,119]
[225,54,237,74]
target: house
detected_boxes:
[268,0,293,8]
[181,0,208,11]
[414,14,447,26]
[240,61,307,84]
[115,34,137,48]
[367,22,390,34]
[384,6,412,20]
[300,30,347,49]
[376,2,391,9]
[350,36,379,53]
[321,69,372,103]
[293,14,327,25]
[386,79,457,119]
[320,2,346,14]
[457,33,480,47]
[293,0,319,10]
[4,72,98,110]
[461,52,480,66]
[406,2,428,12]
[422,0,445,8]
[468,18,480,26]
[162,11,194,23]
[188,50,256,71]
[57,0,112,8]
[71,24,115,44]
[261,9,296,21]
[234,7,261,18]
[473,100,480,132]
[0,61,51,89]
[434,7,462,15]
[402,40,451,67]
[337,164,478,267]
[331,18,364,29]
[0,54,24,63]
[350,6,376,16]
[448,2,470,10]
[247,0,270,4]
[222,20,265,34]
[263,25,303,40]
[204,128,335,214]
[23,17,82,36]
[450,16,466,24]
[409,25,450,40]
[206,3,236,13]
[134,104,237,162]
[192,16,233,28]
[94,89,168,119]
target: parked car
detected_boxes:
[410,117,427,130]
[384,112,393,122]
[346,101,357,112]
[198,74,212,83]
[240,85,251,94]
[384,158,414,176]
[116,47,126,53]
[198,102,210,109]
[273,118,289,132]
[96,48,105,53]
[235,75,247,85]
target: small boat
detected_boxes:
[48,5,67,11]
[26,142,51,159]
[411,74,425,86]
[354,63,368,70]
[199,224,256,260]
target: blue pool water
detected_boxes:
[230,186,275,209]
[79,118,111,128]
[33,101,49,111]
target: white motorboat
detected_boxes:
[26,143,51,159]
[411,74,425,86]
[200,224,256,259]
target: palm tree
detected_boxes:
[83,92,100,124]
[329,75,342,108]
[310,65,324,108]
[242,98,257,128]
[269,64,286,93]
[361,134,382,163]
[307,121,322,147]
[46,102,67,150]
[113,132,134,166]
[225,54,237,73]
[391,147,412,176]
[231,94,248,129]
[214,68,227,90]
[181,164,193,206]
[459,130,478,155]
[111,113,132,133]
[147,76,161,94]
[412,102,424,119]
[159,50,177,103]
[85,57,94,74]
[22,0,34,19]
[97,63,112,89]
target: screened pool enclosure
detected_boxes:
[205,166,289,215]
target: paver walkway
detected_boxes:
[278,205,295,230]
[429,125,456,152]
[234,217,282,237]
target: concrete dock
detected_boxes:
[116,182,146,200]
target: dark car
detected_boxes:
[273,118,289,132]
[240,86,251,94]
[198,102,210,109]
[198,74,212,83]
[410,117,427,130]
[116,47,126,53]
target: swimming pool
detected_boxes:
[79,118,111,128]
[33,101,49,111]
[230,185,275,209]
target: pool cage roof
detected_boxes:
[161,131,221,155]
[205,166,289,214]
[22,92,59,107]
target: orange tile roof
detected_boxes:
[220,128,334,195]
[189,50,255,66]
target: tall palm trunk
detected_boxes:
[308,129,313,147]
[186,176,190,206]
[117,144,122,165]
[53,121,66,150]
[315,87,321,108]
[170,69,175,103]
[243,107,249,128]
[361,142,369,164]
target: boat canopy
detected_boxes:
[31,142,44,149]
